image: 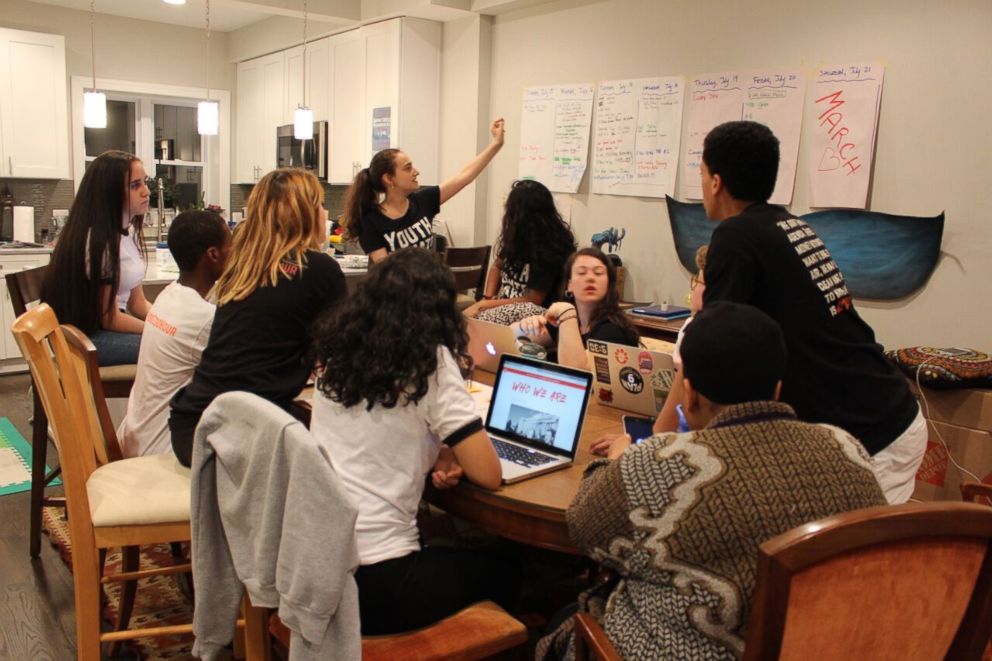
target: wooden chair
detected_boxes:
[5,264,137,557]
[744,501,992,660]
[11,303,193,660]
[574,502,992,661]
[443,245,491,311]
[257,599,528,661]
[962,481,992,506]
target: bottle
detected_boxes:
[0,185,14,242]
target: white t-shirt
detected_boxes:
[118,282,215,457]
[310,346,481,565]
[117,230,146,310]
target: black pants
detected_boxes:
[355,545,521,635]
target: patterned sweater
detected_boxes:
[539,401,886,660]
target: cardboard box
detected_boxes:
[910,383,992,431]
[913,419,992,501]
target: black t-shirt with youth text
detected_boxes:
[358,186,441,255]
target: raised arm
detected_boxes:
[438,118,505,205]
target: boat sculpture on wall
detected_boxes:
[665,196,945,300]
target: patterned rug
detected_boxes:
[42,507,195,660]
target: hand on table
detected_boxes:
[590,432,633,459]
[431,445,464,489]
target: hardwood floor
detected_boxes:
[0,372,79,660]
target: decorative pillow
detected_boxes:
[475,302,547,326]
[885,347,992,389]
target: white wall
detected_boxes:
[477,0,992,349]
[437,15,494,248]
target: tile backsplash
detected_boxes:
[230,183,348,221]
[0,178,74,239]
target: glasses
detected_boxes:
[690,274,705,290]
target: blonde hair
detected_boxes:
[694,244,709,273]
[214,168,325,305]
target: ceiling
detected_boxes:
[23,0,354,33]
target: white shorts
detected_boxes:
[871,405,927,504]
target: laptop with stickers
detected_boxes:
[484,354,593,484]
[586,339,676,417]
[467,317,524,373]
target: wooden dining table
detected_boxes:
[296,369,627,556]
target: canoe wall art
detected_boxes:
[665,196,945,300]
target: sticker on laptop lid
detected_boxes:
[619,367,644,394]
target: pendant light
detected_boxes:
[197,0,219,135]
[82,0,107,129]
[293,0,314,140]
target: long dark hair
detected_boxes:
[341,148,400,242]
[42,150,145,333]
[566,247,638,340]
[497,179,576,275]
[313,248,470,410]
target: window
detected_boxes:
[71,76,231,229]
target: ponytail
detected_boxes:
[342,149,400,241]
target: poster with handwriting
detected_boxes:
[591,77,685,197]
[681,72,746,200]
[518,84,595,193]
[809,63,884,209]
[743,70,805,205]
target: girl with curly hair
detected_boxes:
[342,119,505,263]
[169,168,346,466]
[310,247,518,635]
[42,150,151,365]
[517,247,639,369]
[464,179,576,322]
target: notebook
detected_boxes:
[587,339,676,417]
[485,354,593,484]
[630,304,692,320]
[467,317,524,373]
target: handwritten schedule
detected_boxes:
[743,70,805,205]
[518,84,595,193]
[809,63,884,209]
[590,77,685,198]
[681,72,746,200]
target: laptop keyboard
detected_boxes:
[492,437,557,467]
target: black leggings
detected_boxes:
[355,545,521,635]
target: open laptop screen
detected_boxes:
[486,355,592,455]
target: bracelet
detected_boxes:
[557,312,578,324]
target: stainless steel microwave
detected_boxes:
[276,121,328,180]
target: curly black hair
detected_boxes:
[313,248,470,410]
[497,179,576,275]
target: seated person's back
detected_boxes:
[537,301,886,660]
[118,211,230,457]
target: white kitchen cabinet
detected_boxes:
[235,18,440,186]
[235,51,285,183]
[285,37,332,124]
[0,251,52,372]
[327,18,441,185]
[328,29,366,184]
[0,28,69,179]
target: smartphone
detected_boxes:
[622,415,655,444]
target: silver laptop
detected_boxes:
[467,317,523,373]
[485,354,593,484]
[586,339,676,417]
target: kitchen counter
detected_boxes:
[0,246,53,255]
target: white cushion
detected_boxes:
[87,454,191,527]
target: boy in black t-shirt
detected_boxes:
[698,120,925,504]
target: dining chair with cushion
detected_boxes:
[5,264,137,558]
[574,501,992,661]
[11,303,193,659]
[443,245,491,311]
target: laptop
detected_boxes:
[467,317,523,373]
[484,354,593,484]
[586,339,676,417]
